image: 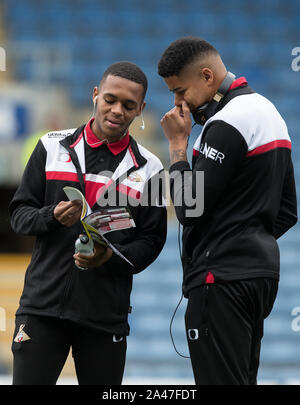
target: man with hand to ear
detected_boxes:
[9,61,167,385]
[160,101,192,165]
[158,36,297,385]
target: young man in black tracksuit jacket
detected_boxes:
[9,62,167,385]
[158,37,297,385]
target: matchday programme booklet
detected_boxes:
[63,186,135,266]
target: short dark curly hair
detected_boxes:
[101,61,148,99]
[158,36,218,78]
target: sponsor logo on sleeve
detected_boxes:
[199,142,225,163]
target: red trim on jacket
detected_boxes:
[46,170,141,206]
[46,171,80,182]
[128,145,139,168]
[117,184,141,200]
[205,272,215,284]
[69,132,83,149]
[228,77,248,90]
[246,140,292,157]
[85,181,107,207]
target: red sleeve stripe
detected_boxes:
[193,149,200,157]
[246,139,291,157]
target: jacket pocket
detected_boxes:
[200,221,249,264]
[185,284,212,340]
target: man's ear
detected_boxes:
[139,101,146,115]
[201,68,214,86]
[92,86,99,103]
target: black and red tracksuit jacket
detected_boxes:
[9,120,167,335]
[169,79,298,297]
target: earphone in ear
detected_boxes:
[140,113,145,131]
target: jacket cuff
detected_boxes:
[104,244,134,275]
[40,205,64,231]
[169,160,191,173]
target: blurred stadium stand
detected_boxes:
[0,0,300,384]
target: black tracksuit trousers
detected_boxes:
[185,278,278,385]
[11,314,127,385]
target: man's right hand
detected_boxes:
[53,200,82,227]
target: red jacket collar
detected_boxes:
[84,118,130,155]
[228,76,248,91]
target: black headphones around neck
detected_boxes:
[192,71,236,126]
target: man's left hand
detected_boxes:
[73,241,113,269]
